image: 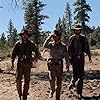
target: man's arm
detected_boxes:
[84,37,92,62]
[65,54,70,71]
[11,43,19,63]
[32,43,42,62]
[11,42,19,69]
[67,36,74,58]
[63,46,70,71]
[43,34,54,48]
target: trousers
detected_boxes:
[16,60,32,99]
[47,59,63,99]
[71,55,85,94]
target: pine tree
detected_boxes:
[24,0,49,47]
[7,19,18,48]
[65,2,72,33]
[94,26,100,46]
[63,2,72,43]
[62,16,70,44]
[55,2,72,44]
[12,28,19,46]
[74,0,92,36]
[55,18,63,33]
[0,33,6,49]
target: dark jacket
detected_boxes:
[68,34,91,60]
[11,40,40,63]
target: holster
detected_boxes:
[18,56,32,62]
[47,58,63,71]
[69,57,73,65]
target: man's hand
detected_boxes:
[32,57,38,62]
[66,64,70,72]
[49,33,55,39]
[39,57,47,61]
[11,62,14,70]
[89,59,92,63]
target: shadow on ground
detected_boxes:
[0,69,16,76]
[1,69,100,81]
[30,70,100,82]
[79,95,100,100]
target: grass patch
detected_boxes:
[0,48,12,60]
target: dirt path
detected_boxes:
[0,56,100,100]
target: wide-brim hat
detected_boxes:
[53,30,62,36]
[19,29,32,37]
[71,24,82,31]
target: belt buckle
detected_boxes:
[23,55,26,59]
[20,58,23,61]
[77,55,80,59]
[58,60,62,64]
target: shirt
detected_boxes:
[43,36,69,64]
[73,37,82,55]
[11,40,40,62]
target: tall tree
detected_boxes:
[0,33,6,49]
[55,18,63,34]
[65,2,72,33]
[62,16,70,44]
[74,0,92,36]
[12,28,19,46]
[55,17,70,44]
[55,1,72,44]
[24,0,48,47]
[7,19,18,48]
[93,26,100,46]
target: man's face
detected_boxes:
[74,30,81,35]
[21,33,29,41]
[53,34,61,42]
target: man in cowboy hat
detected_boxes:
[43,30,70,100]
[11,28,41,100]
[68,24,92,98]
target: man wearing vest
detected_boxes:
[68,24,92,98]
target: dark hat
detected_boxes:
[19,29,32,37]
[54,30,62,36]
[72,24,82,31]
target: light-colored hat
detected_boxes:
[72,24,82,30]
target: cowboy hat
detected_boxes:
[71,24,82,31]
[19,29,32,37]
[53,30,62,36]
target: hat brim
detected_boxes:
[18,33,32,37]
[71,28,82,30]
[54,34,62,36]
[54,32,62,36]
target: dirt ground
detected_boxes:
[0,53,100,100]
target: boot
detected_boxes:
[19,95,23,100]
[23,95,27,100]
[49,91,55,98]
